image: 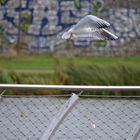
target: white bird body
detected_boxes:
[62,15,118,40]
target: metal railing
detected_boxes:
[0,84,140,91]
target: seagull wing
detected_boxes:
[99,29,118,40]
[62,15,118,40]
[72,29,118,40]
[72,15,110,32]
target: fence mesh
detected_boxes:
[0,95,140,140]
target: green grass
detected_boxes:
[0,55,140,95]
[0,55,139,70]
[75,56,140,65]
[0,55,54,70]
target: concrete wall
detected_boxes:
[0,0,140,55]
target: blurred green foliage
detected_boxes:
[92,40,107,48]
[0,70,21,85]
[0,0,6,5]
[0,27,6,43]
[20,12,32,32]
[0,56,139,95]
[92,1,102,15]
[74,0,80,8]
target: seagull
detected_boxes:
[62,15,118,40]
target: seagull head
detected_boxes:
[62,32,71,40]
[62,28,74,40]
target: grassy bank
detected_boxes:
[0,55,140,95]
[0,55,140,70]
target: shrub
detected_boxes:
[0,60,140,95]
[62,63,140,95]
[0,69,13,83]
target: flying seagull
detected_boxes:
[62,15,118,40]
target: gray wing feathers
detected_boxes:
[72,15,110,30]
[100,29,118,40]
[72,29,118,40]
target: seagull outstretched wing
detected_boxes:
[71,28,118,40]
[62,15,118,40]
[72,15,110,31]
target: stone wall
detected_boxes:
[104,0,140,8]
[0,0,140,55]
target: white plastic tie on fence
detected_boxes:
[40,93,79,140]
[0,90,6,101]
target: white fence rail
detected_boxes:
[0,84,140,91]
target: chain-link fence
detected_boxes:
[0,95,140,140]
